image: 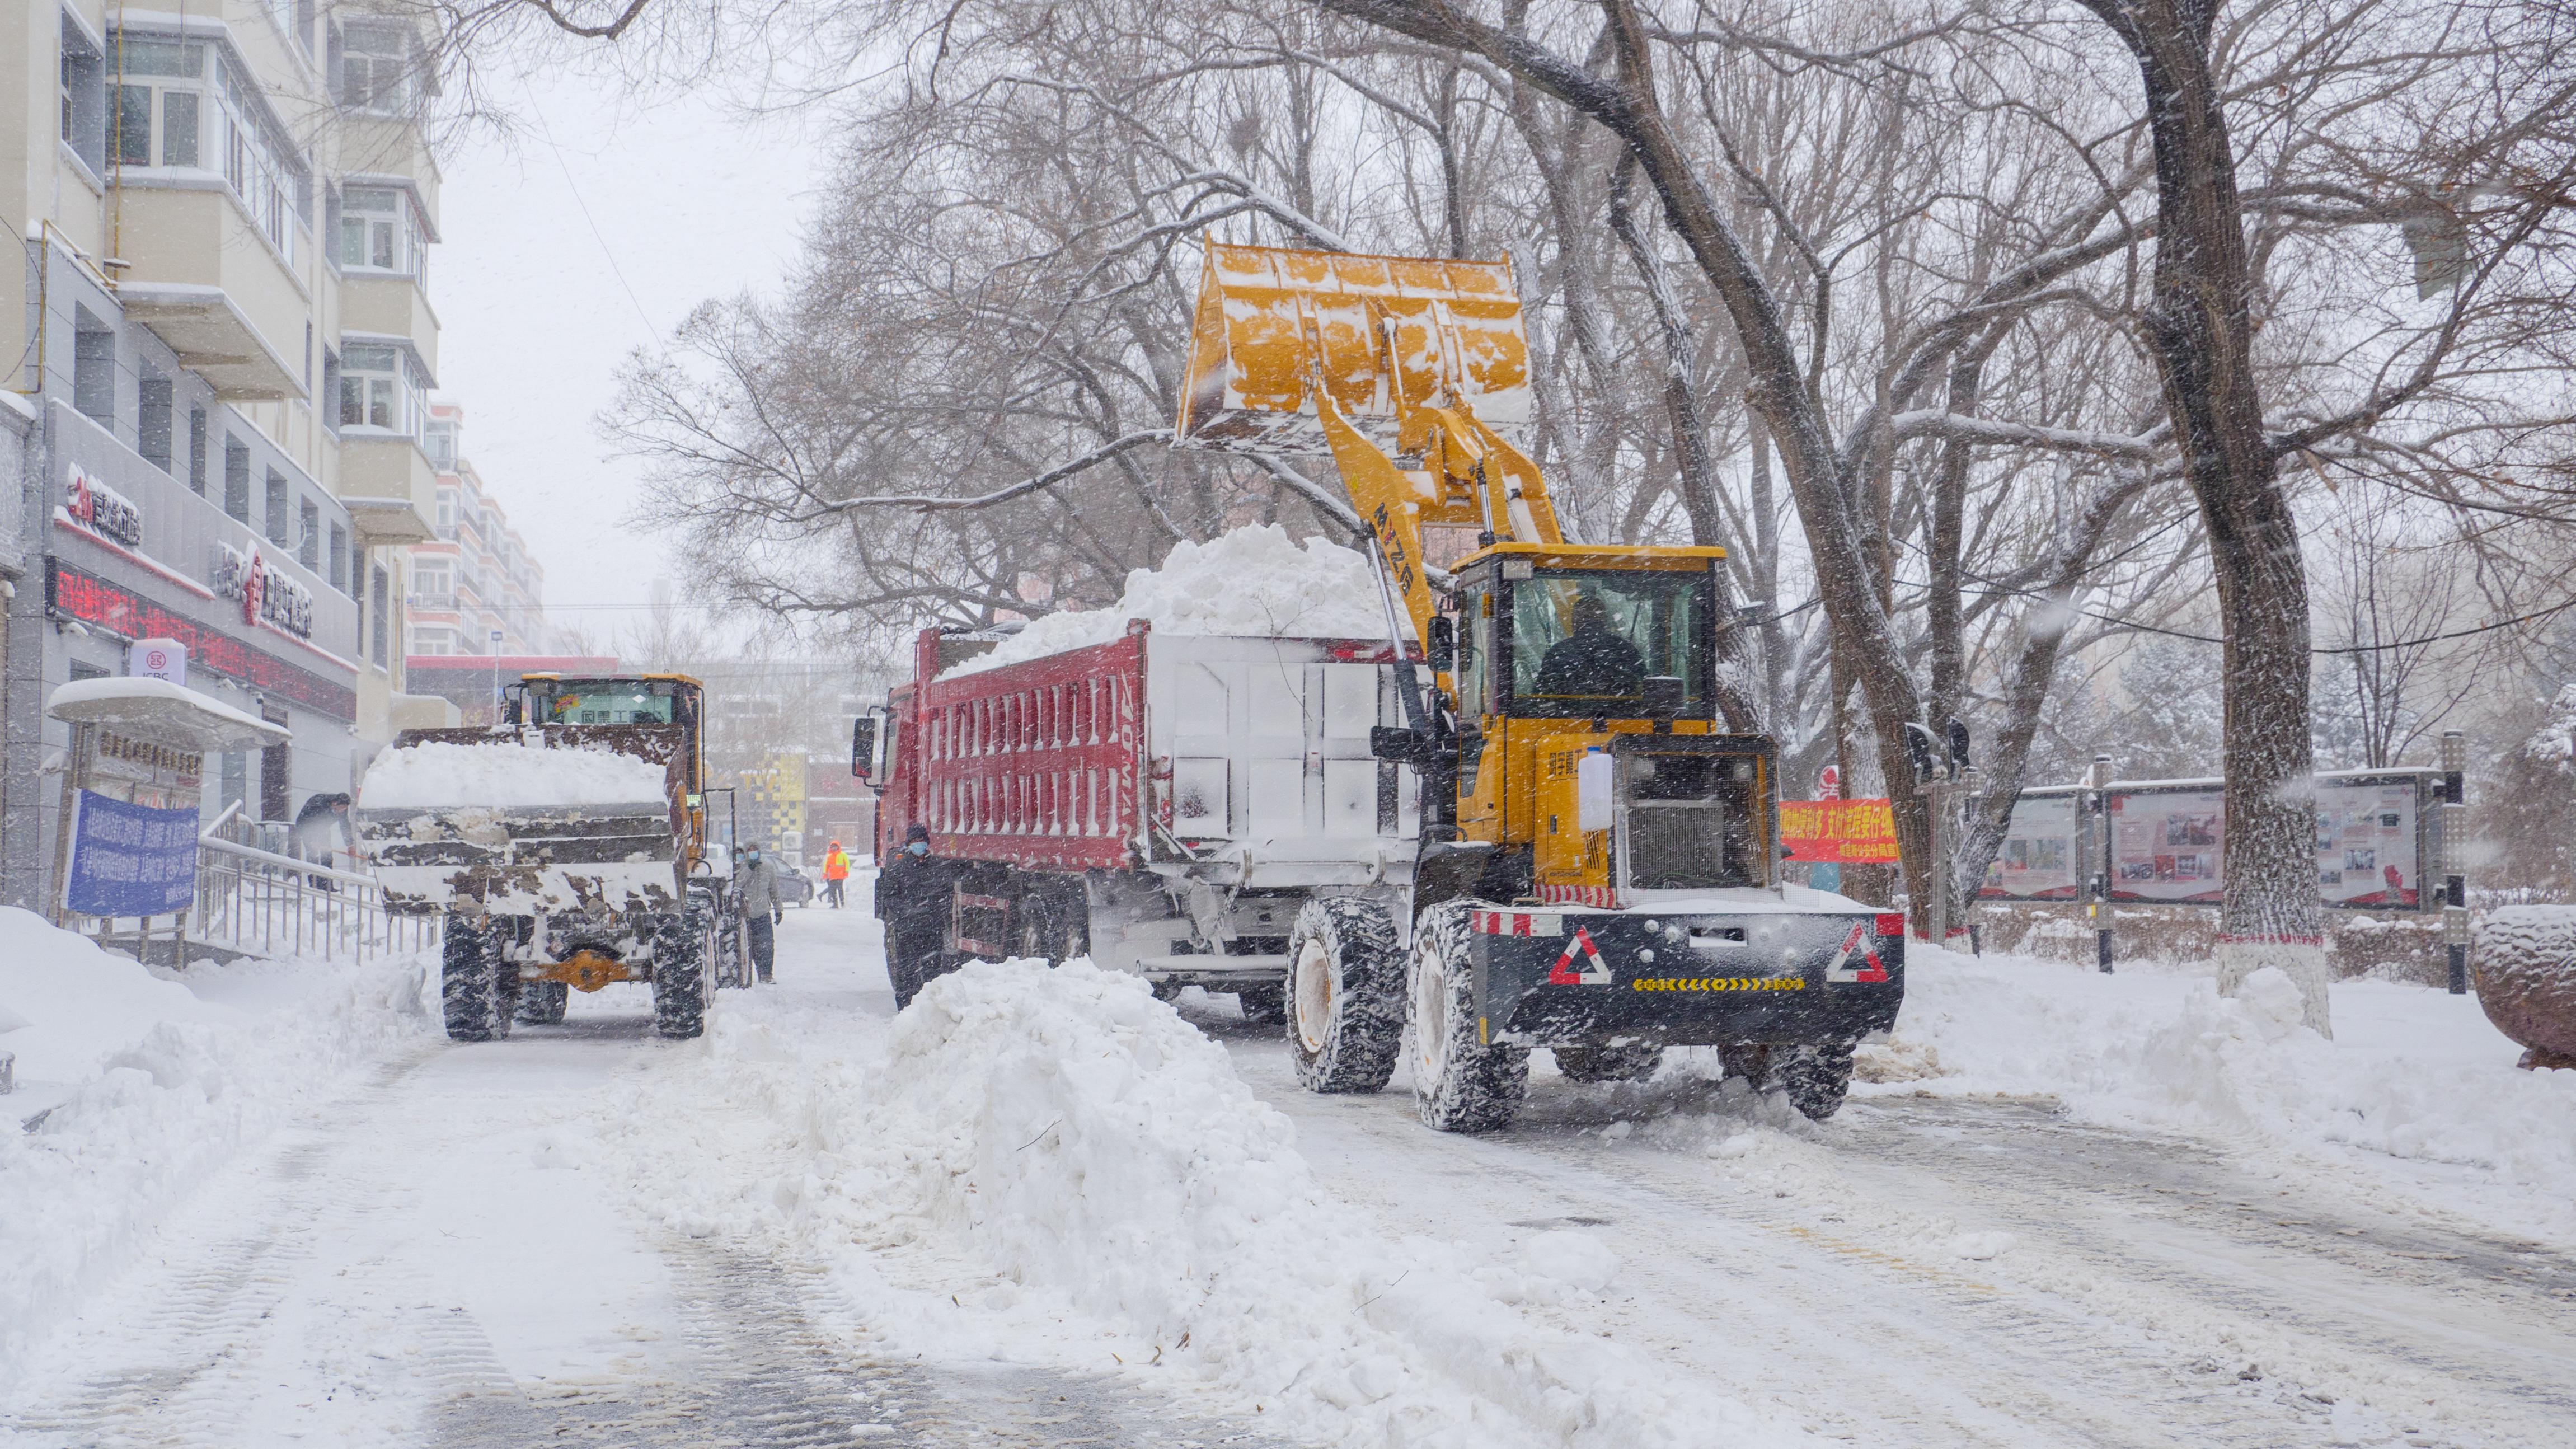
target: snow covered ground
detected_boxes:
[4,898,2571,1448]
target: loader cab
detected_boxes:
[505,673,707,790]
[1448,547,1725,726]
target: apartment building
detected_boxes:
[2,0,456,909]
[401,402,552,662]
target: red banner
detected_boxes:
[1779,798,1900,864]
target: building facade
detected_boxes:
[399,402,552,662]
[3,0,453,909]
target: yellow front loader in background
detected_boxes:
[1177,241,1903,1131]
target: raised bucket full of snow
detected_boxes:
[2475,906,2576,1070]
[354,734,682,916]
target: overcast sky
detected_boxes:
[430,71,828,651]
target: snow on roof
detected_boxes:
[45,677,290,751]
[357,739,672,811]
[945,524,1401,677]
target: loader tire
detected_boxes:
[1409,900,1527,1133]
[515,981,570,1026]
[1554,1043,1664,1083]
[653,910,710,1040]
[1284,896,1405,1094]
[1782,1043,1856,1120]
[442,918,511,1043]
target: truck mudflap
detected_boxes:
[1470,907,1904,1048]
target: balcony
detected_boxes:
[116,183,309,400]
[339,432,437,543]
[339,272,439,376]
[336,116,443,233]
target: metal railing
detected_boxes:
[191,810,440,963]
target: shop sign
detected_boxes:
[213,542,316,640]
[129,637,188,685]
[48,561,356,720]
[66,464,144,546]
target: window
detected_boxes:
[138,375,173,471]
[370,564,390,664]
[1506,569,1714,719]
[114,83,151,165]
[336,187,425,280]
[339,26,415,115]
[68,659,109,683]
[265,468,289,543]
[298,499,319,566]
[409,626,453,655]
[161,89,197,166]
[259,705,289,820]
[424,419,456,470]
[411,560,451,595]
[318,348,339,434]
[60,20,104,172]
[186,406,207,493]
[329,523,348,592]
[435,489,454,531]
[337,343,418,434]
[223,437,250,521]
[72,309,114,426]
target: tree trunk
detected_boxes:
[2081,0,2328,1032]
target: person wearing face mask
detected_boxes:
[735,845,783,983]
[873,823,947,1008]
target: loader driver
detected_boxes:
[1535,587,1646,703]
[736,846,783,984]
[874,824,947,1009]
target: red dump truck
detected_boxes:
[857,621,1420,1017]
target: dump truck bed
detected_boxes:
[355,726,687,916]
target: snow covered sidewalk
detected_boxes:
[0,908,435,1380]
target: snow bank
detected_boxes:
[0,909,431,1380]
[358,739,669,810]
[948,524,1396,677]
[1876,946,2576,1244]
[613,959,1808,1448]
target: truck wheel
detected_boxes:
[441,918,512,1042]
[1409,900,1527,1133]
[1782,1044,1856,1120]
[1554,1044,1664,1083]
[1235,985,1287,1025]
[653,910,710,1039]
[515,981,570,1025]
[1284,896,1404,1093]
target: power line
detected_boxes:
[519,82,660,345]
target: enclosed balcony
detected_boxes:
[115,185,309,400]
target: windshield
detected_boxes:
[1508,570,1712,717]
[541,681,676,725]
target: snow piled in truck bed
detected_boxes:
[946,524,1397,677]
[606,957,1809,1448]
[358,739,669,810]
[0,909,430,1381]
[1873,946,2576,1245]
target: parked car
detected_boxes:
[775,859,816,907]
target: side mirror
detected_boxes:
[1427,615,1456,673]
[1641,675,1685,717]
[852,716,878,781]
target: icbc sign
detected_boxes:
[128,637,187,686]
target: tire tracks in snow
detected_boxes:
[1216,1022,2573,1449]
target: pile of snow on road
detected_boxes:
[650,958,1807,1449]
[946,524,1395,676]
[0,909,429,1381]
[358,740,669,810]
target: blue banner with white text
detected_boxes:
[63,790,199,917]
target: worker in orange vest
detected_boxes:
[821,840,852,908]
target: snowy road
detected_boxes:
[7,902,2572,1448]
[1203,1006,2576,1448]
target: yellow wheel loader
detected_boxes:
[356,673,722,1041]
[1177,242,1902,1129]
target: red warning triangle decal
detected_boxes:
[1825,922,1890,983]
[1547,927,1616,986]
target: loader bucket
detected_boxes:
[1176,241,1532,457]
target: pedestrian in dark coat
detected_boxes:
[872,824,948,1007]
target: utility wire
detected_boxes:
[519,81,660,345]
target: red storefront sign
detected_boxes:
[48,560,356,720]
[1779,798,1901,864]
